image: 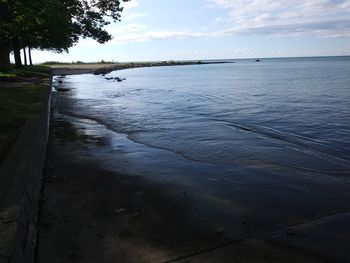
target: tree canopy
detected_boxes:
[0,0,129,70]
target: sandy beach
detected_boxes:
[50,61,231,76]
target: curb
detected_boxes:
[0,78,52,263]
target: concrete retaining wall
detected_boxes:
[0,78,51,263]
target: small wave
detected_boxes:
[215,119,350,168]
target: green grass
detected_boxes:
[0,66,50,163]
[13,65,51,77]
[0,73,17,78]
[0,65,51,80]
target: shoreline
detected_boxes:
[36,58,350,262]
[50,61,232,76]
[37,75,350,262]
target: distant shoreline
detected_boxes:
[50,61,232,76]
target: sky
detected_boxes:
[28,0,350,63]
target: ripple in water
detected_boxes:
[53,56,350,175]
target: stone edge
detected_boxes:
[0,77,52,263]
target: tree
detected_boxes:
[0,0,129,70]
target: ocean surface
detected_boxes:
[53,56,350,181]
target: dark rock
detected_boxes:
[133,212,141,217]
[286,229,297,236]
[114,208,126,214]
[216,228,224,236]
[56,88,70,92]
[114,77,125,82]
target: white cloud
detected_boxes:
[67,0,350,49]
[78,38,102,47]
[135,47,259,60]
[74,24,149,47]
[212,17,223,23]
[113,31,205,44]
[206,0,350,37]
[110,23,148,34]
[108,0,350,45]
[125,13,148,21]
[109,19,350,45]
[213,19,350,38]
[122,0,139,9]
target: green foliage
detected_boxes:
[0,0,129,69]
[41,61,67,65]
[97,60,115,64]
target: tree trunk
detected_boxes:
[28,46,33,66]
[13,37,22,67]
[23,47,27,66]
[0,45,10,70]
[0,3,10,70]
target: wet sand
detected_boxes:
[35,82,350,263]
[50,64,116,75]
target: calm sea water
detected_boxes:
[54,56,350,176]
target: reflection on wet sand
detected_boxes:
[38,84,350,262]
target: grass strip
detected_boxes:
[0,66,50,163]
